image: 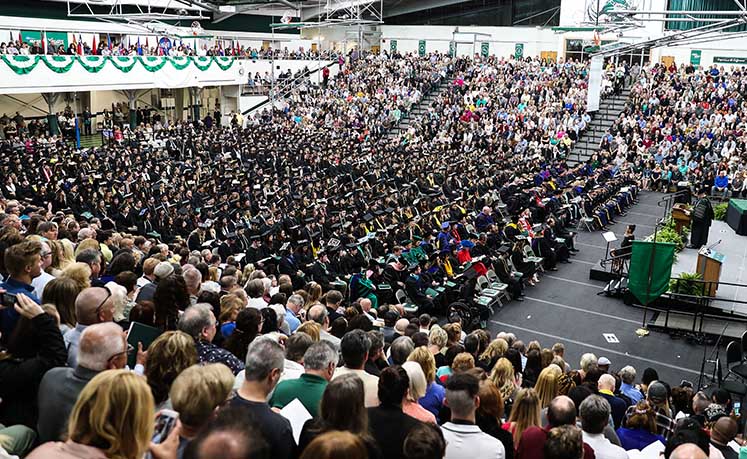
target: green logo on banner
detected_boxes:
[449,41,455,57]
[418,40,426,57]
[481,42,489,58]
[690,50,701,66]
[514,43,524,59]
[390,39,397,53]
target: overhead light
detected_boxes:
[219,6,236,12]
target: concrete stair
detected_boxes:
[384,76,452,141]
[569,87,631,165]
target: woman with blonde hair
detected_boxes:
[491,358,520,412]
[59,262,92,291]
[306,282,323,305]
[74,239,100,257]
[218,294,244,338]
[503,388,541,451]
[407,346,445,419]
[46,239,69,275]
[169,364,235,449]
[27,370,164,459]
[296,321,321,341]
[401,361,437,424]
[144,331,198,409]
[300,431,368,459]
[534,364,562,409]
[427,325,448,367]
[479,338,508,371]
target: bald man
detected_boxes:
[63,286,116,367]
[670,443,708,459]
[38,322,126,443]
[710,417,738,459]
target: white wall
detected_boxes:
[379,25,557,58]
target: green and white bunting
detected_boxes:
[42,55,76,73]
[0,55,237,75]
[1,55,40,75]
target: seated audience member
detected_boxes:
[64,286,116,368]
[442,372,505,459]
[27,370,163,459]
[368,366,422,459]
[402,361,437,424]
[333,329,380,407]
[178,303,244,374]
[475,378,514,458]
[623,380,675,441]
[0,293,67,429]
[710,417,738,459]
[579,395,628,459]
[408,346,445,419]
[299,431,369,459]
[169,364,235,458]
[404,423,447,459]
[616,400,665,451]
[183,405,269,459]
[37,322,127,443]
[298,373,381,458]
[516,395,594,459]
[544,425,585,459]
[230,336,295,459]
[504,388,541,451]
[270,340,337,416]
[618,366,643,404]
[598,373,627,429]
[144,331,198,409]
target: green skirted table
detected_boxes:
[726,199,747,235]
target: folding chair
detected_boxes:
[395,289,419,315]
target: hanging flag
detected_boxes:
[137,37,142,56]
[9,31,12,43]
[145,36,149,51]
[627,240,676,305]
[41,31,46,54]
[75,116,81,149]
[107,33,112,50]
[18,31,22,44]
[92,35,97,55]
[78,34,83,55]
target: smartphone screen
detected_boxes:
[152,410,178,444]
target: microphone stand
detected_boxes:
[698,319,729,391]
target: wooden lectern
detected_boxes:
[672,204,691,235]
[696,248,724,297]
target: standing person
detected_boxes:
[689,189,714,249]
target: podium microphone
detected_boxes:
[704,239,722,253]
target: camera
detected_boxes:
[0,292,17,309]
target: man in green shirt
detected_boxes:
[269,340,338,417]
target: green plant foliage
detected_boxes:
[668,272,704,296]
[714,203,728,221]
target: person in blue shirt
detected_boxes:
[712,170,729,198]
[0,240,43,342]
[618,365,644,404]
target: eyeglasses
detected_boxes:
[95,286,112,317]
[107,343,134,362]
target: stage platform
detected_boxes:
[487,191,719,387]
[672,219,747,317]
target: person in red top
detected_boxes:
[516,395,596,459]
